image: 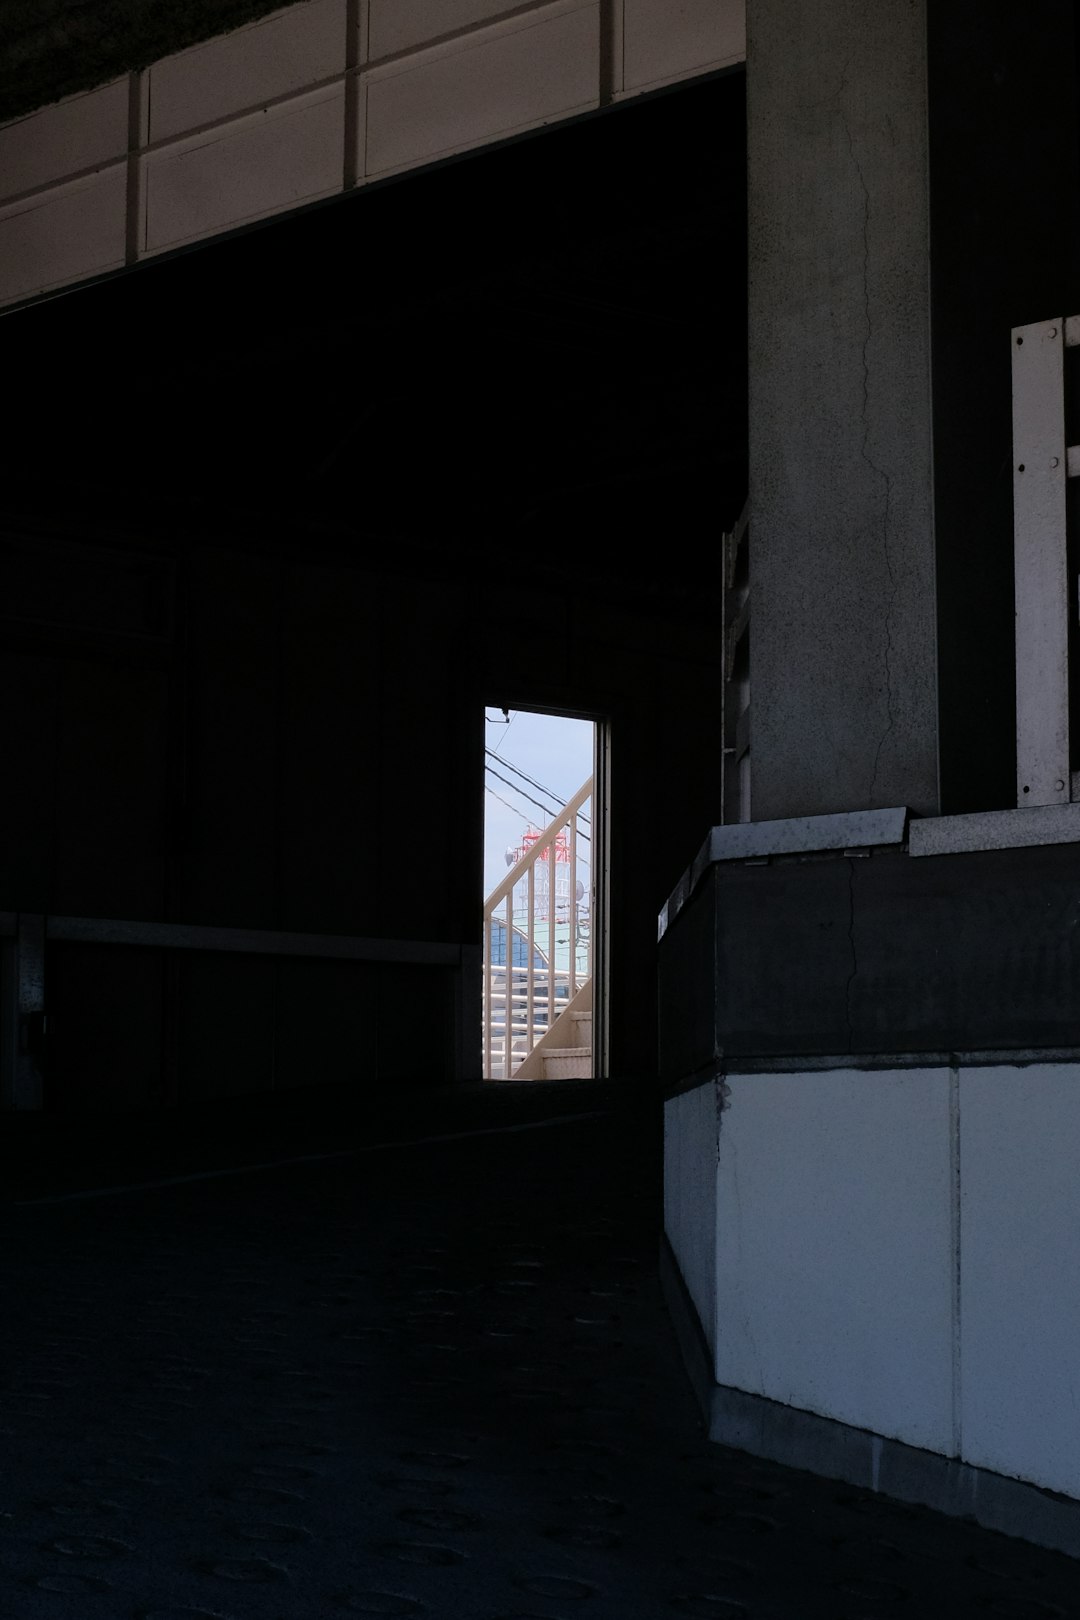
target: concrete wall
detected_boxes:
[0,0,745,309]
[746,0,938,819]
[665,1060,1080,1501]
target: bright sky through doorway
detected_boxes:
[483,710,594,901]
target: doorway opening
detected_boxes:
[482,707,608,1081]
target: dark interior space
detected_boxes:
[0,70,748,1121]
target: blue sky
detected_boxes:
[483,709,594,900]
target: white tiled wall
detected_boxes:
[664,1058,1080,1501]
[0,0,746,309]
[959,1065,1080,1500]
[713,1068,956,1455]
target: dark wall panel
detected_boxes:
[0,652,169,918]
[373,964,454,1089]
[184,552,280,926]
[377,577,475,943]
[0,652,61,911]
[274,958,377,1092]
[46,943,165,1113]
[51,658,169,919]
[277,561,382,936]
[176,953,276,1102]
[3,543,729,1106]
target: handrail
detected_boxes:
[482,774,593,1080]
[482,776,593,915]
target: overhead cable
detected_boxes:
[484,750,592,829]
[484,762,591,843]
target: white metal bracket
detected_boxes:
[1012,318,1071,805]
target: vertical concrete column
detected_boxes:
[747,0,938,819]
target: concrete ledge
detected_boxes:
[658,840,1080,1069]
[661,802,1080,941]
[658,807,909,939]
[660,1237,1080,1561]
[663,1048,1080,1087]
[910,802,1080,858]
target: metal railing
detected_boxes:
[1011,315,1080,807]
[482,776,592,1080]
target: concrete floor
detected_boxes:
[0,1084,1077,1618]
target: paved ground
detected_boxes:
[1,1084,1078,1619]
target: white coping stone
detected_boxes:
[908,801,1080,857]
[701,806,908,861]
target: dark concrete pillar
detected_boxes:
[747,0,938,819]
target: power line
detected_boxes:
[484,763,561,825]
[484,749,592,828]
[484,785,531,823]
[486,707,517,760]
[484,762,591,843]
[484,787,591,882]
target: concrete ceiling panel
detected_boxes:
[148,0,347,142]
[365,0,599,177]
[143,86,344,254]
[0,77,128,205]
